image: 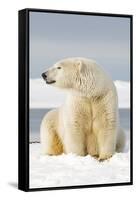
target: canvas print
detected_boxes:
[19,9,132,191]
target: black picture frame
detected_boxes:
[18,8,133,192]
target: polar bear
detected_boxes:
[41,57,124,160]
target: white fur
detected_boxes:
[40,57,125,160]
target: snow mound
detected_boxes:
[30,143,130,189]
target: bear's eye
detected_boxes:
[57,66,61,69]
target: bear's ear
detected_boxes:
[76,60,82,68]
[76,60,86,74]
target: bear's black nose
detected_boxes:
[42,72,47,80]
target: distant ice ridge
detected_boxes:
[114,80,130,108]
[30,79,66,108]
[30,79,130,109]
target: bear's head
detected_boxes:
[42,57,112,97]
[42,58,88,89]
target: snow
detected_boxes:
[30,79,130,109]
[30,141,130,189]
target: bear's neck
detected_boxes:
[67,89,98,100]
[73,75,113,99]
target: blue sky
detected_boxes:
[30,12,130,81]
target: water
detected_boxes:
[29,108,130,142]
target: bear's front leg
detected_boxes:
[63,122,87,156]
[94,96,118,160]
[97,130,117,161]
[95,107,117,160]
[62,95,92,156]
